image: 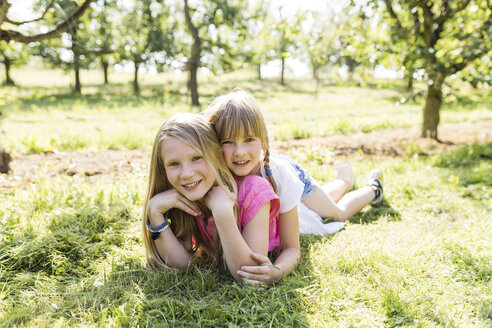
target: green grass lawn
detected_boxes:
[0,69,491,327]
[1,68,491,154]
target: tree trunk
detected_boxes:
[257,64,262,80]
[421,83,442,139]
[74,68,81,94]
[0,147,11,174]
[184,0,201,106]
[102,60,109,85]
[4,58,15,85]
[280,56,285,86]
[71,25,81,94]
[133,62,140,94]
[313,64,320,99]
[346,57,355,84]
[188,63,199,105]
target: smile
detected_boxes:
[233,160,250,166]
[183,180,201,190]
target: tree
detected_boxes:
[241,0,272,80]
[182,0,247,106]
[268,8,304,85]
[0,41,29,85]
[89,0,117,85]
[379,0,491,139]
[0,0,94,43]
[116,0,175,94]
[302,10,338,96]
[37,2,95,94]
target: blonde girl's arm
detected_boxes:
[206,186,270,283]
[237,206,301,285]
[148,189,201,270]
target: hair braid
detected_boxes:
[263,140,278,194]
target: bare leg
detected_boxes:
[323,179,350,203]
[302,184,375,221]
[326,162,356,202]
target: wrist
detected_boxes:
[147,213,170,240]
[211,206,234,221]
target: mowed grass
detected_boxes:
[1,68,491,154]
[1,142,491,327]
[0,69,491,327]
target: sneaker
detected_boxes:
[334,162,356,191]
[367,169,383,205]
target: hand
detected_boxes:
[205,186,235,217]
[237,252,282,286]
[148,189,201,225]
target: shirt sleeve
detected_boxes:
[237,176,280,230]
[271,156,304,213]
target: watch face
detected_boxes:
[151,231,161,240]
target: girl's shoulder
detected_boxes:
[237,175,272,192]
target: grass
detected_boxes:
[1,68,491,154]
[0,69,491,327]
[1,142,491,327]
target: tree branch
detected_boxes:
[383,0,404,30]
[0,0,94,43]
[4,0,55,26]
[436,0,471,24]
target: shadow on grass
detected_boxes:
[347,199,402,225]
[4,84,190,112]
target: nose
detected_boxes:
[180,162,194,179]
[233,143,246,156]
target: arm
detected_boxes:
[147,189,201,270]
[237,206,301,285]
[206,186,270,283]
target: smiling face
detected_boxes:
[160,137,215,201]
[220,129,262,177]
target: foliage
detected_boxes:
[114,0,176,93]
[0,41,30,85]
[369,0,492,138]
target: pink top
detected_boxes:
[195,175,281,252]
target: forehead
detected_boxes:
[224,123,255,140]
[160,137,200,162]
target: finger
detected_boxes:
[250,252,271,264]
[174,200,201,217]
[177,195,202,214]
[240,265,269,274]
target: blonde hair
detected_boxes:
[204,90,278,193]
[143,113,237,269]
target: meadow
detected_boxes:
[0,68,491,327]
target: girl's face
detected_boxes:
[220,130,262,177]
[161,137,215,201]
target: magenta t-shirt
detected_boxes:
[195,175,281,252]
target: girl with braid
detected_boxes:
[204,90,384,286]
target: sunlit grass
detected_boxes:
[1,140,491,326]
[1,68,491,153]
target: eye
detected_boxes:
[245,137,256,142]
[167,161,179,167]
[221,140,232,145]
[192,155,203,161]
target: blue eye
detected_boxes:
[168,162,179,167]
[246,137,256,142]
[221,140,232,145]
[192,156,203,161]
